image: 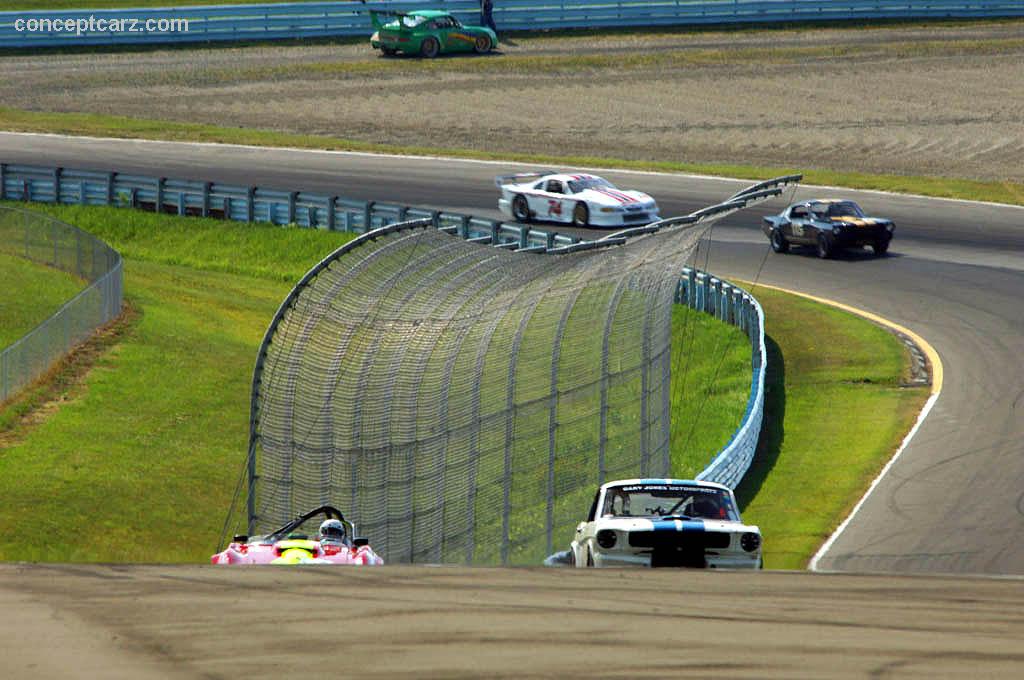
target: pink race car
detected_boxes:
[211,505,384,566]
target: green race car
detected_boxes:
[370,10,497,58]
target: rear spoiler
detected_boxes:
[369,9,408,29]
[494,170,557,188]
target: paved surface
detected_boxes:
[2,563,1023,679]
[3,133,1023,575]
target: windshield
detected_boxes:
[601,484,739,521]
[568,177,614,193]
[388,15,428,29]
[813,201,864,218]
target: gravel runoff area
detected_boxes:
[2,21,1023,183]
[3,564,1024,678]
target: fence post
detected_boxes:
[287,191,298,225]
[247,186,256,222]
[53,167,63,204]
[202,182,212,217]
[364,201,375,231]
[327,197,337,231]
[156,177,166,214]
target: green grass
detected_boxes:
[3,107,1021,207]
[734,286,929,570]
[0,203,355,562]
[0,202,754,563]
[0,252,84,349]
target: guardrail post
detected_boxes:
[202,182,212,217]
[224,197,232,220]
[155,177,166,214]
[430,210,440,229]
[79,180,87,206]
[287,191,298,225]
[397,206,408,222]
[459,215,470,239]
[519,226,530,250]
[23,180,30,202]
[106,172,115,205]
[246,186,256,222]
[177,191,186,216]
[490,221,500,244]
[364,201,375,231]
[53,167,63,203]
[327,197,337,231]
[688,268,697,307]
[0,163,5,200]
[130,187,138,209]
[546,231,556,250]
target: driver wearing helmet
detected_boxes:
[318,518,350,549]
[692,496,726,520]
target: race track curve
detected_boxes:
[2,132,1023,576]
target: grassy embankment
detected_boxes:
[0,253,84,349]
[0,202,754,563]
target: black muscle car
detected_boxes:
[762,199,894,258]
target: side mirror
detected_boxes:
[353,537,369,547]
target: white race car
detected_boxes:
[496,171,660,228]
[569,479,763,569]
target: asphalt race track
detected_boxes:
[1,133,1023,675]
[2,563,1023,679]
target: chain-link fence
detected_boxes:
[0,206,123,403]
[246,217,714,564]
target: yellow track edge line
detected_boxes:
[740,281,943,395]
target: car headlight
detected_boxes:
[887,223,895,232]
[741,532,761,553]
[596,529,617,549]
[371,31,379,41]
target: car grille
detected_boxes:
[622,213,649,222]
[629,531,731,549]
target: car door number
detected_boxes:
[791,221,804,237]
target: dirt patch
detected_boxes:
[3,21,1023,182]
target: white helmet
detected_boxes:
[318,519,346,543]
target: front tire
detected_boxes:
[473,35,492,54]
[572,202,590,227]
[770,228,789,253]
[816,233,833,259]
[511,194,530,222]
[420,37,440,59]
[381,47,397,57]
[871,238,890,256]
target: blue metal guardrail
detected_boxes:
[1,160,766,486]
[1,0,1021,49]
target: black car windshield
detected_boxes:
[601,484,739,521]
[568,177,614,193]
[813,201,864,218]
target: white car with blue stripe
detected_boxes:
[495,171,660,228]
[570,479,763,569]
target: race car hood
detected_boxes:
[828,216,890,227]
[596,517,759,534]
[578,188,655,207]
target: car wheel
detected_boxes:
[816,233,833,259]
[420,37,440,59]
[512,194,530,222]
[473,35,492,54]
[381,47,397,57]
[572,202,589,227]
[770,228,790,254]
[871,238,890,256]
